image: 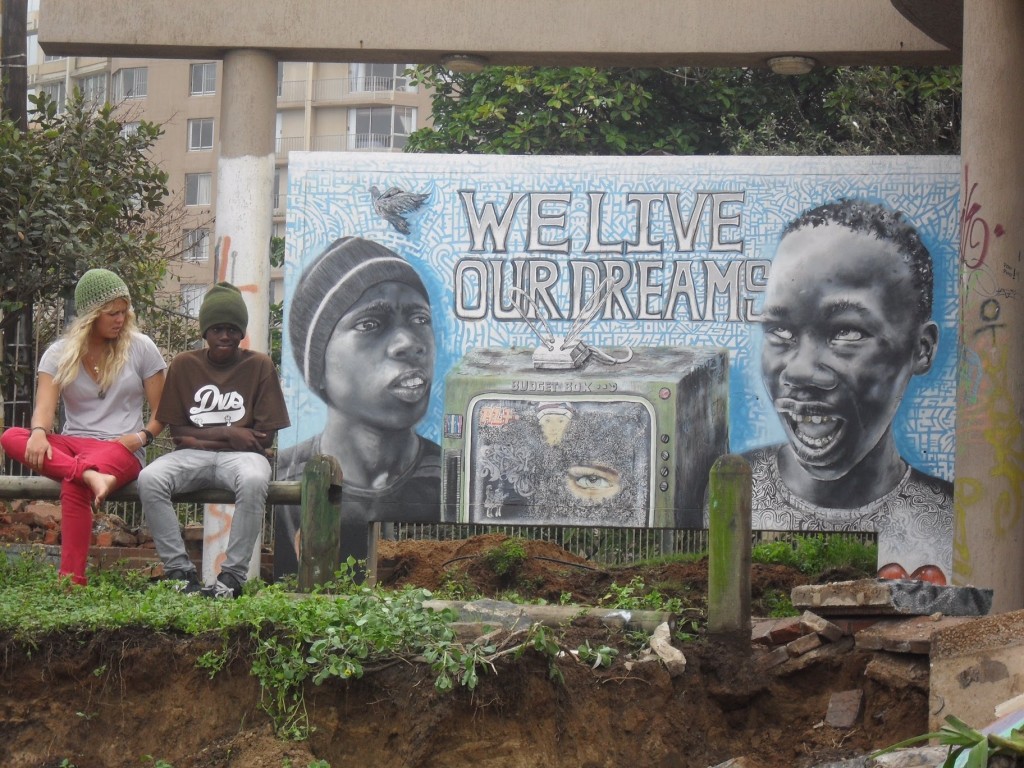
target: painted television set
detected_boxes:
[440,347,729,529]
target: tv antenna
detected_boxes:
[510,276,633,370]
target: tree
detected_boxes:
[406,65,960,156]
[0,89,171,402]
[1,90,170,328]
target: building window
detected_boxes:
[120,121,141,138]
[44,53,66,63]
[348,106,415,150]
[112,67,148,101]
[351,63,413,92]
[189,62,216,96]
[180,284,206,318]
[26,33,39,67]
[39,81,66,113]
[185,173,212,206]
[183,229,210,262]
[187,118,214,151]
[76,73,107,108]
[273,170,286,212]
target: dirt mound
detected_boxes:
[1,535,916,768]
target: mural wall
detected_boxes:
[278,154,960,581]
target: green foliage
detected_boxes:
[575,640,617,669]
[751,534,877,576]
[406,65,960,157]
[0,89,171,394]
[873,715,1024,767]
[432,569,478,601]
[196,648,229,679]
[0,90,169,318]
[599,576,684,614]
[483,538,528,579]
[0,554,610,743]
[759,589,798,619]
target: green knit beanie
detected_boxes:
[74,268,131,314]
[199,282,248,337]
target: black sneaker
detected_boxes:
[164,568,203,595]
[201,570,244,599]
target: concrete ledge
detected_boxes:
[792,579,993,617]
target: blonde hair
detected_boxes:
[53,299,138,393]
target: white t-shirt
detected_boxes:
[39,333,167,463]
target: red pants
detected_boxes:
[1,428,141,585]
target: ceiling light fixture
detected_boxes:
[439,54,488,74]
[766,56,817,75]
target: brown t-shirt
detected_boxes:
[157,348,290,433]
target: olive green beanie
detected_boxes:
[74,268,131,314]
[199,282,248,337]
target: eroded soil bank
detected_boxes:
[1,535,924,768]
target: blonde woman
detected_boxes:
[0,269,166,585]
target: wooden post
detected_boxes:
[707,454,752,639]
[298,454,343,591]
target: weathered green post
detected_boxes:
[298,454,344,591]
[707,454,752,639]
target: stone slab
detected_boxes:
[792,579,993,617]
[825,689,864,729]
[855,616,976,655]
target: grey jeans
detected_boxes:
[138,448,271,583]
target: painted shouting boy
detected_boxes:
[139,282,290,598]
[746,199,953,584]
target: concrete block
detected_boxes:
[792,579,994,617]
[929,609,1024,733]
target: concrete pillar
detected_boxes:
[212,48,277,354]
[953,0,1024,612]
[203,49,277,583]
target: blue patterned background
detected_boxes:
[281,154,959,481]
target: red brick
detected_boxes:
[767,616,806,645]
[24,502,61,524]
[800,611,845,643]
[94,531,114,547]
[0,523,32,542]
[42,530,60,545]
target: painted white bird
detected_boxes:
[370,185,429,235]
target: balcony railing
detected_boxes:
[274,135,305,158]
[275,133,409,157]
[279,76,415,105]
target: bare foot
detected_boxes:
[82,469,119,506]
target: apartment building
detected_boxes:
[23,3,432,315]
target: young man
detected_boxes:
[139,282,290,597]
[747,199,953,583]
[275,237,440,576]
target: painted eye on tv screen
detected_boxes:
[466,398,653,526]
